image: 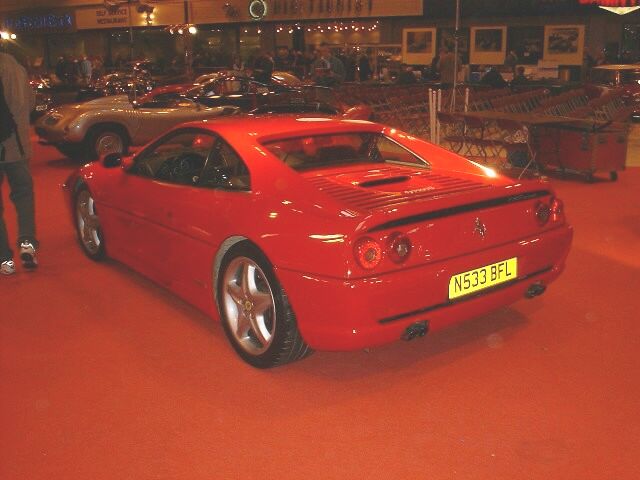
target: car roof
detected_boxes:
[181,116,383,144]
[592,64,640,71]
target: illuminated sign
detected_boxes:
[2,13,74,33]
[248,0,268,20]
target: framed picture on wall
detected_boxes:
[507,26,544,65]
[470,26,507,65]
[402,27,436,65]
[543,25,585,65]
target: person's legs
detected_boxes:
[0,166,17,274]
[0,166,13,262]
[5,161,38,248]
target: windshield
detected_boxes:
[263,132,428,171]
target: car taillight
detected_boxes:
[387,233,412,264]
[354,237,383,270]
[535,201,551,225]
[551,197,564,222]
[536,197,564,225]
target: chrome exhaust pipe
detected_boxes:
[525,282,546,299]
[402,321,429,341]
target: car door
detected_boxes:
[165,136,253,313]
[102,128,217,287]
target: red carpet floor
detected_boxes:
[1,136,639,479]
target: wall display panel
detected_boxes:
[402,28,436,65]
[470,26,507,65]
[543,24,585,65]
[507,26,544,65]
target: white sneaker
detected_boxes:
[1,260,16,275]
[19,241,38,270]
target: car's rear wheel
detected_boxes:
[86,126,128,161]
[218,242,311,368]
[75,187,105,260]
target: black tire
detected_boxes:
[217,242,312,368]
[74,186,106,261]
[610,171,618,182]
[84,125,129,161]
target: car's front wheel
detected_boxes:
[75,187,105,260]
[86,126,128,161]
[217,242,311,368]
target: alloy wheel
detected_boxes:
[221,256,277,355]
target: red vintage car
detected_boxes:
[63,116,573,368]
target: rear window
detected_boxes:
[263,132,428,171]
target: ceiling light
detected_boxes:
[599,6,640,14]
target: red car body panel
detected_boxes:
[64,116,573,351]
[138,83,194,104]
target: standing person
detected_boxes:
[505,49,519,70]
[358,52,372,81]
[54,56,65,83]
[312,43,345,87]
[252,50,274,84]
[79,55,92,85]
[0,51,38,275]
[510,66,529,88]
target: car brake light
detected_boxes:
[354,237,383,270]
[535,201,551,225]
[387,233,412,264]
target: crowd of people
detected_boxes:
[246,44,374,87]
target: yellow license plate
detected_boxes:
[449,258,518,300]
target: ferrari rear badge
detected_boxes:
[473,217,487,239]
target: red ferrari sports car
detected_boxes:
[63,116,573,368]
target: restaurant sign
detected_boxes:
[75,7,130,30]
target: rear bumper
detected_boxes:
[277,224,573,351]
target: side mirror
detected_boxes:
[102,152,122,168]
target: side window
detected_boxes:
[201,80,221,97]
[130,130,216,186]
[374,135,427,167]
[199,139,250,191]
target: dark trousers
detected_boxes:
[0,161,38,262]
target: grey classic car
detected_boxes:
[35,95,239,160]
